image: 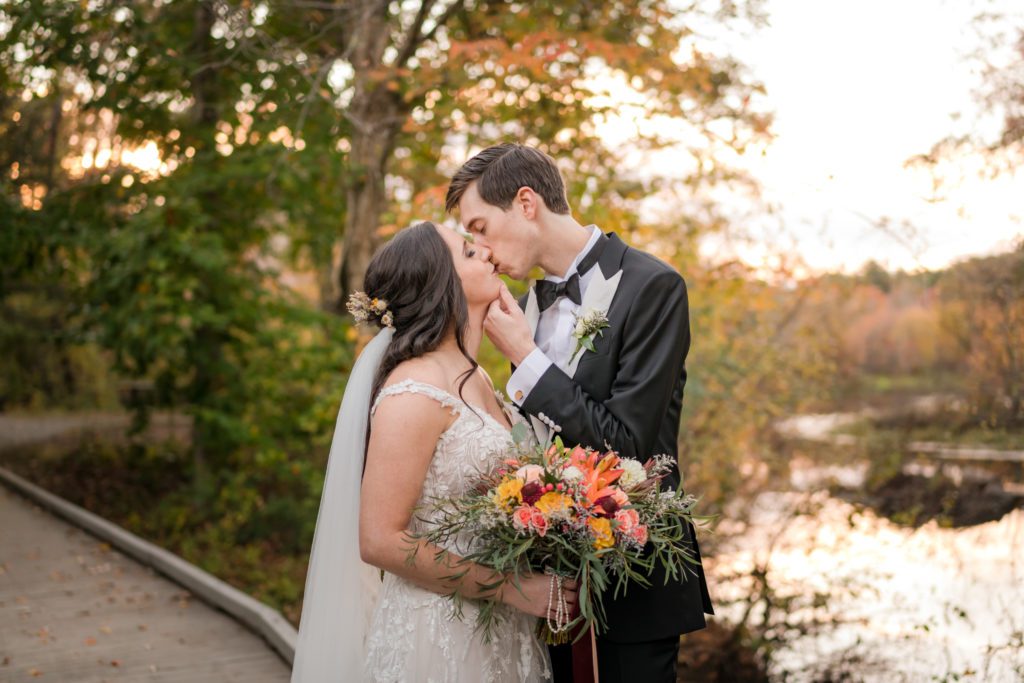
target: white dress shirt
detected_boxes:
[507,225,602,405]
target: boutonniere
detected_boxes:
[570,308,610,361]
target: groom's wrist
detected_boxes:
[506,348,551,405]
[509,340,538,366]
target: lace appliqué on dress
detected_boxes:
[363,380,549,683]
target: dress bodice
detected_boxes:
[364,379,550,682]
[371,379,522,541]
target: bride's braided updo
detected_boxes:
[361,221,478,410]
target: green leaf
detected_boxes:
[511,421,531,446]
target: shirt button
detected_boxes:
[514,390,524,402]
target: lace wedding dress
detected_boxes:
[362,379,551,683]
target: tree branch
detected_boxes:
[395,0,465,67]
[394,0,438,68]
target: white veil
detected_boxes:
[291,327,393,682]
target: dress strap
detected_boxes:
[370,379,464,416]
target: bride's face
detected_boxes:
[435,224,501,306]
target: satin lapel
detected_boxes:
[567,269,623,378]
[523,286,548,443]
[525,286,540,337]
[529,414,550,446]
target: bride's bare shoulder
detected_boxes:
[381,355,450,392]
[372,356,460,437]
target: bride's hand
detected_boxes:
[499,573,579,619]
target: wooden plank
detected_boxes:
[0,485,291,683]
[0,468,296,665]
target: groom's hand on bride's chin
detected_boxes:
[484,284,536,365]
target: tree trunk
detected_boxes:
[335,1,406,305]
[45,96,63,189]
[340,110,402,300]
[187,0,219,489]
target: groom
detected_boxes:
[446,143,713,683]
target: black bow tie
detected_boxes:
[534,233,606,312]
[535,273,581,311]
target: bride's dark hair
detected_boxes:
[363,221,478,410]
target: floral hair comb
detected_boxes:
[346,291,394,328]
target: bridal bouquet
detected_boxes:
[413,424,702,643]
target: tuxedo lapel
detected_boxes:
[523,285,550,444]
[524,287,540,338]
[519,234,628,442]
[566,268,622,377]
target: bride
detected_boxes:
[291,221,574,682]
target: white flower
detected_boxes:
[619,458,647,488]
[574,308,607,335]
[478,506,506,529]
[561,465,584,482]
[570,308,610,361]
[346,291,394,328]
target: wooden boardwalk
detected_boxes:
[0,469,290,682]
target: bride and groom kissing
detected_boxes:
[290,143,713,683]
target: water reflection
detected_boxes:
[709,491,1024,681]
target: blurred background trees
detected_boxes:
[1,0,1021,671]
[0,0,778,621]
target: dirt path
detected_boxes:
[0,412,192,458]
[0,413,131,452]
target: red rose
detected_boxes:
[521,481,544,505]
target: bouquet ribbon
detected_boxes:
[570,624,597,683]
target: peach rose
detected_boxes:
[614,508,640,533]
[531,510,549,537]
[512,505,534,532]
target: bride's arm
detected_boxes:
[359,389,573,618]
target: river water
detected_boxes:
[706,412,1024,681]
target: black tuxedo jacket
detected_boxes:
[515,232,713,642]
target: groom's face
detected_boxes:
[457,181,538,281]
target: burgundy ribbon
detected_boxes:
[570,624,597,683]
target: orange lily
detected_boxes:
[570,449,624,505]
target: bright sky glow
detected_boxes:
[735,0,1023,273]
[597,0,1024,273]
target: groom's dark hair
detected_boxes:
[445,143,571,215]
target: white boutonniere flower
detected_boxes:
[570,308,610,361]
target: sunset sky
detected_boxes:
[732,0,1023,273]
[597,0,1023,274]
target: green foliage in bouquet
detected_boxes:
[412,427,705,643]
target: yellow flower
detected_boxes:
[588,517,615,550]
[534,492,573,520]
[493,478,524,510]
